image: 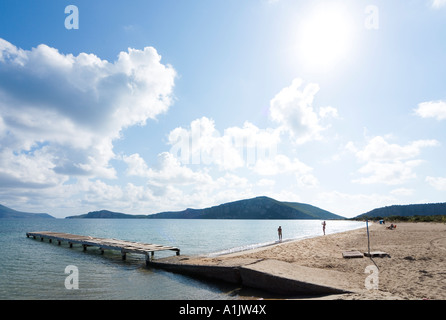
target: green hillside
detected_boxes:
[0,204,55,219]
[67,196,344,220]
[65,210,146,219]
[355,203,446,220]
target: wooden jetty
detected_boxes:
[26,231,180,265]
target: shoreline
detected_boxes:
[204,223,366,258]
[152,222,446,300]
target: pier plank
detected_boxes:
[26,231,180,262]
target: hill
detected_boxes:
[355,203,446,219]
[65,210,146,219]
[66,196,344,220]
[0,204,55,219]
[148,196,344,220]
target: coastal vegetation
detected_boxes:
[354,202,446,222]
[355,215,446,223]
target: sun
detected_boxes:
[297,3,357,71]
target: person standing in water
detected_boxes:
[278,226,282,242]
[322,221,326,235]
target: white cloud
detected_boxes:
[252,154,307,175]
[253,154,318,187]
[414,100,446,120]
[432,0,446,9]
[0,147,67,188]
[123,153,150,177]
[166,116,318,186]
[390,188,414,196]
[168,117,280,170]
[319,106,339,119]
[348,136,439,185]
[354,159,422,185]
[269,78,337,144]
[80,178,124,202]
[426,176,446,191]
[124,152,212,186]
[354,136,438,162]
[169,117,244,170]
[122,152,260,213]
[316,190,398,218]
[0,38,176,185]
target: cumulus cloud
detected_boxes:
[0,38,176,185]
[269,78,337,144]
[124,152,212,186]
[414,100,446,120]
[252,154,318,187]
[353,136,439,162]
[168,117,280,170]
[355,159,423,185]
[348,136,439,185]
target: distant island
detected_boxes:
[355,203,446,222]
[0,204,55,219]
[66,196,345,220]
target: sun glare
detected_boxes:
[297,4,357,72]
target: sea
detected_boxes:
[0,218,365,300]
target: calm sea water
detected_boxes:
[0,219,364,300]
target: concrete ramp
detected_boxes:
[150,258,356,296]
[239,260,353,296]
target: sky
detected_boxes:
[0,0,445,218]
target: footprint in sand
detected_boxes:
[430,238,446,251]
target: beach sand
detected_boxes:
[178,222,446,300]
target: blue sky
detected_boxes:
[0,0,445,218]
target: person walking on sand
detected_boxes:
[278,226,282,242]
[322,221,326,235]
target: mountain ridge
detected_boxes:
[0,204,55,219]
[66,196,345,220]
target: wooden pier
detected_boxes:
[26,231,180,265]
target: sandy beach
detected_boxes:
[175,222,446,300]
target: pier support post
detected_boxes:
[26,231,181,266]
